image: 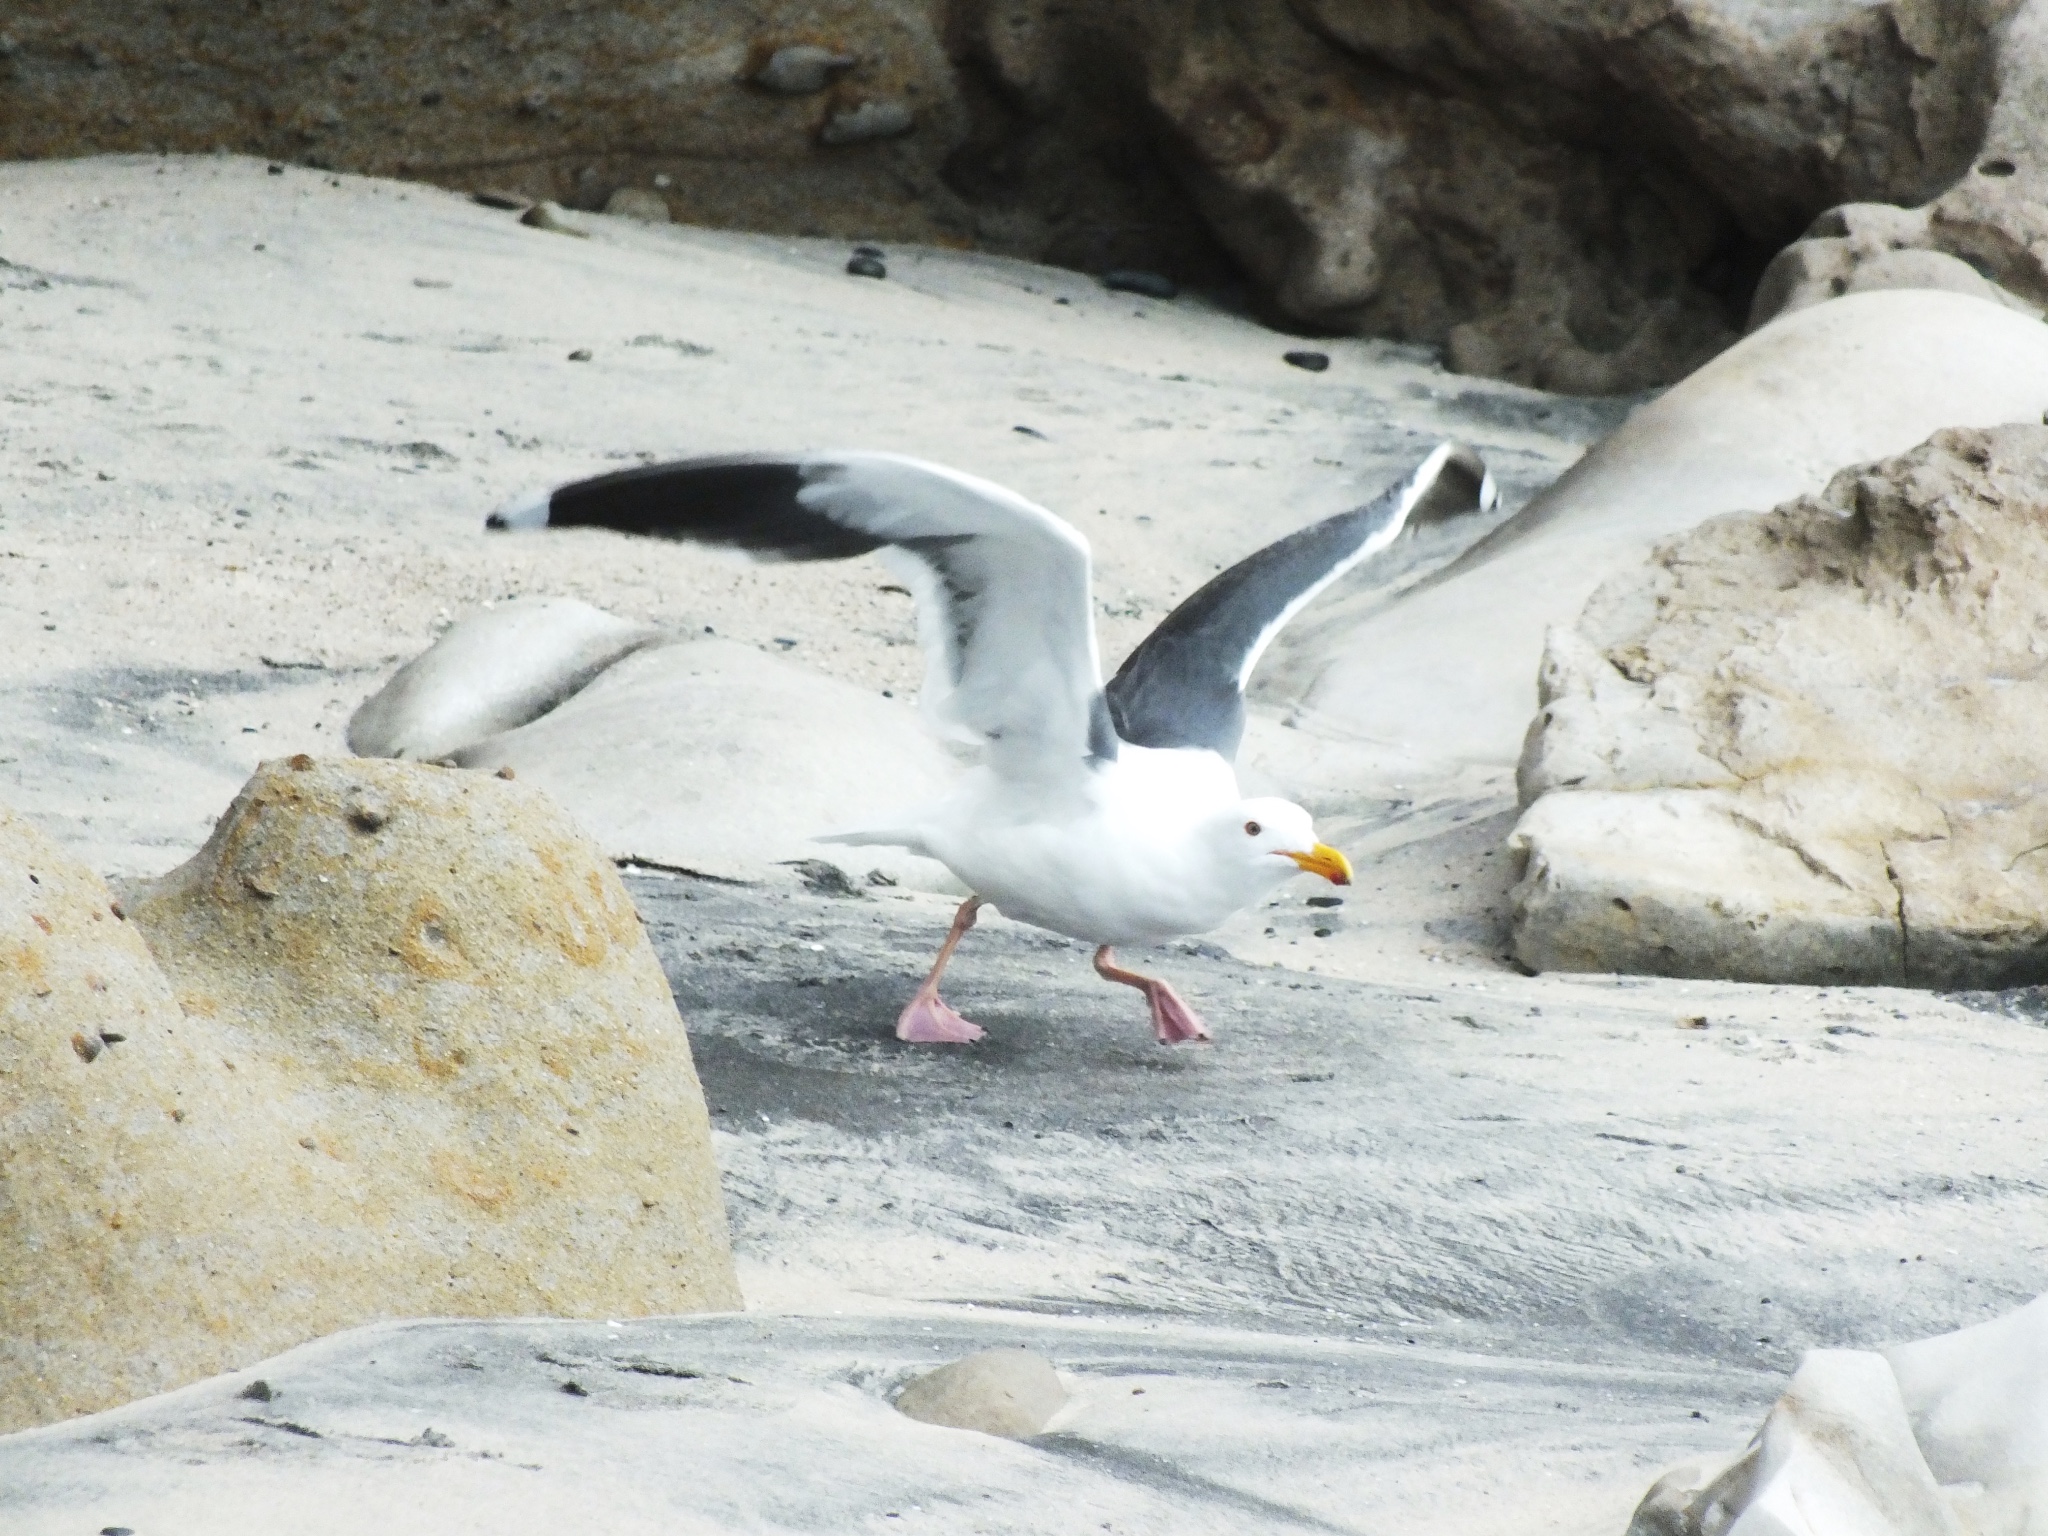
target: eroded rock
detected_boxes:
[0,758,739,1434]
[1512,425,2048,987]
[347,597,659,762]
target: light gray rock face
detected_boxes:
[893,1349,1067,1438]
[1628,1295,2048,1536]
[1258,290,2048,794]
[1512,424,2048,988]
[346,598,658,763]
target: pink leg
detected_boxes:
[1093,947,1212,1045]
[896,897,986,1043]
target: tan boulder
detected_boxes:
[1511,424,2048,987]
[0,756,739,1434]
[0,808,271,1432]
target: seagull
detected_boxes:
[487,442,1495,1045]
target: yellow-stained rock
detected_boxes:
[0,757,739,1434]
[0,806,271,1431]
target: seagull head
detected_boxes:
[1218,798,1353,891]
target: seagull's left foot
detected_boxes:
[1093,946,1212,1045]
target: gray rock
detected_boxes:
[602,187,671,224]
[347,598,659,763]
[1511,424,2048,988]
[818,99,914,146]
[894,1349,1066,1438]
[518,201,588,239]
[751,44,856,95]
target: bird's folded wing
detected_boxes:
[1104,441,1496,759]
[490,451,1113,779]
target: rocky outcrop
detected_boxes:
[0,1,2021,391]
[0,757,739,1434]
[1750,3,2048,331]
[1511,425,2048,987]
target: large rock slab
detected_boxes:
[1512,424,2048,987]
[356,630,963,887]
[0,757,739,1435]
[1260,291,2048,789]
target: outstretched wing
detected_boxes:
[1104,442,1496,759]
[487,451,1115,778]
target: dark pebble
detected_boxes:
[472,189,527,210]
[1314,927,1334,938]
[561,1380,588,1396]
[1284,350,1330,372]
[567,348,592,361]
[239,1378,275,1402]
[1013,424,1048,439]
[846,254,887,279]
[1102,269,1178,299]
[266,164,283,176]
[1306,895,1343,908]
[101,1528,134,1535]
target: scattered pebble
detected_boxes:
[1284,349,1331,372]
[412,277,452,290]
[819,99,915,146]
[519,201,589,238]
[1013,425,1048,439]
[751,43,857,95]
[1306,895,1343,908]
[1102,269,1178,299]
[567,348,593,362]
[472,188,528,211]
[781,859,864,899]
[846,253,887,279]
[495,765,517,780]
[560,1380,588,1396]
[266,163,284,176]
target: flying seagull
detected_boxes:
[487,442,1495,1044]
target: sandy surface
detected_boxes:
[3,155,2041,1532]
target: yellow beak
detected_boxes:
[1286,843,1353,886]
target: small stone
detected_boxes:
[1284,350,1331,372]
[894,1349,1066,1439]
[70,1032,102,1063]
[519,202,589,239]
[238,1379,274,1402]
[567,348,593,362]
[846,254,887,279]
[1306,895,1343,908]
[413,1427,454,1448]
[781,859,863,898]
[495,766,517,780]
[603,188,671,224]
[865,868,898,887]
[472,189,528,210]
[560,1380,588,1396]
[1102,269,1178,299]
[287,754,315,772]
[344,793,389,832]
[819,99,915,146]
[752,43,857,95]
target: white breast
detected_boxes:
[922,746,1255,944]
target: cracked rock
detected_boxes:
[1511,424,2048,988]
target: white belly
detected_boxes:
[920,749,1253,945]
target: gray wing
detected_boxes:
[1104,442,1496,759]
[487,451,1116,777]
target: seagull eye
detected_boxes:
[1244,820,1261,837]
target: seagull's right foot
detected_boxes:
[896,991,985,1044]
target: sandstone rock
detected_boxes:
[1259,290,2048,788]
[1511,425,2048,988]
[347,597,659,762]
[445,638,961,887]
[0,806,272,1433]
[894,1348,1066,1438]
[0,760,740,1433]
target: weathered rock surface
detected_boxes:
[1512,425,2048,988]
[1629,1295,2048,1536]
[0,757,739,1435]
[363,634,962,887]
[893,1348,1067,1439]
[1753,3,2048,333]
[346,598,660,763]
[0,807,272,1434]
[1259,290,2048,793]
[0,0,2020,388]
